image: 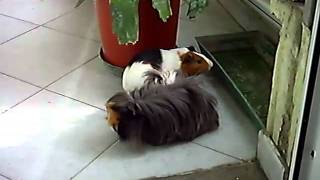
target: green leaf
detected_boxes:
[75,0,87,8]
[152,0,172,22]
[184,0,208,19]
[76,0,208,45]
[110,0,139,44]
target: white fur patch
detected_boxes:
[193,51,213,70]
[122,62,155,92]
[122,47,212,92]
[160,49,183,71]
[169,47,190,54]
[162,47,213,71]
[161,70,178,85]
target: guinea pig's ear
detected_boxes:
[105,102,113,110]
[180,52,195,64]
[186,46,196,51]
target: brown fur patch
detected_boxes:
[180,52,210,76]
[106,102,120,127]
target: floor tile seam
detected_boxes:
[0,13,40,25]
[0,72,42,88]
[0,3,79,45]
[42,54,99,89]
[0,55,98,114]
[0,2,78,26]
[70,139,119,179]
[0,89,43,114]
[39,2,82,27]
[41,25,100,43]
[44,89,106,112]
[41,10,74,26]
[0,53,97,94]
[191,142,245,162]
[0,171,13,180]
[0,25,41,45]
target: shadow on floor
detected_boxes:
[144,161,268,180]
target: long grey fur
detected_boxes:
[107,72,219,146]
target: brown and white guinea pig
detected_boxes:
[106,71,219,146]
[122,47,213,92]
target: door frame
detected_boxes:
[288,0,320,179]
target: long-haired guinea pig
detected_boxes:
[122,47,213,92]
[106,72,219,146]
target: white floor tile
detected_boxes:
[0,91,117,180]
[0,27,100,87]
[193,75,258,160]
[0,15,37,44]
[177,0,243,49]
[0,0,79,24]
[0,74,40,113]
[48,57,122,109]
[0,175,9,180]
[45,0,100,41]
[74,141,239,180]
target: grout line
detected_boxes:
[1,54,99,114]
[43,54,99,88]
[216,0,247,31]
[41,9,75,26]
[0,25,41,45]
[70,139,119,179]
[192,142,245,162]
[41,0,91,27]
[0,4,78,46]
[0,72,43,88]
[0,173,12,180]
[42,26,100,43]
[0,13,40,25]
[0,2,99,113]
[45,89,106,112]
[1,89,43,114]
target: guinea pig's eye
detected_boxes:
[184,59,191,63]
[197,60,202,64]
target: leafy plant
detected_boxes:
[76,0,208,44]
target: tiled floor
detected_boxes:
[148,161,267,180]
[0,175,9,180]
[0,1,257,180]
[0,15,37,44]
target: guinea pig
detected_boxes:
[106,72,219,146]
[122,47,213,92]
